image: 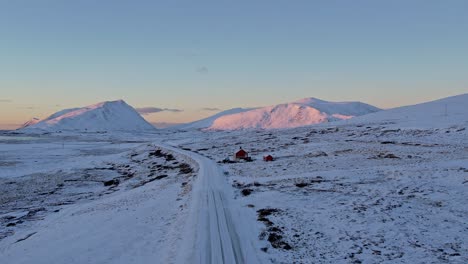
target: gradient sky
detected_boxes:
[1,0,467,129]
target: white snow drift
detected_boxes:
[21,100,156,133]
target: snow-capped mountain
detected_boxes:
[174,108,254,130]
[345,93,468,129]
[205,98,380,130]
[21,100,156,132]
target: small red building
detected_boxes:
[263,155,274,162]
[235,148,249,160]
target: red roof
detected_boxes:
[236,149,247,157]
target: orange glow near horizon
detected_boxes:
[2,91,466,130]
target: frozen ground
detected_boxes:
[0,115,467,263]
[177,123,467,263]
[0,131,264,264]
[0,132,198,263]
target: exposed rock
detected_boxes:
[295,182,309,188]
[241,188,253,196]
[103,179,120,187]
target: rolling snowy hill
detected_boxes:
[174,108,253,130]
[21,100,156,132]
[345,93,468,129]
[206,98,380,130]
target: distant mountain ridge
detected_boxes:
[21,100,156,132]
[189,97,381,130]
[344,93,468,129]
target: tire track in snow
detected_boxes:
[201,165,244,264]
[162,143,249,264]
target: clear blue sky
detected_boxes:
[1,0,467,128]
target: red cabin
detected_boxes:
[263,155,274,162]
[235,148,248,160]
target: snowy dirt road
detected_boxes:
[193,158,244,264]
[162,143,261,264]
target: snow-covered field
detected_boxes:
[177,122,467,263]
[0,95,467,264]
[0,132,199,263]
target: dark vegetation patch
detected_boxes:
[179,163,193,174]
[148,149,164,157]
[220,158,237,164]
[233,181,262,189]
[165,154,175,161]
[257,208,280,226]
[147,149,176,161]
[256,208,292,250]
[257,208,279,218]
[381,153,400,159]
[103,179,120,187]
[154,175,168,180]
[133,174,168,188]
[370,153,401,159]
[241,188,253,196]
[14,232,37,243]
[268,233,292,250]
[295,182,309,188]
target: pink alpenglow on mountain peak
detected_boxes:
[21,100,156,132]
[206,97,380,130]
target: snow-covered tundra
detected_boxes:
[0,94,467,264]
